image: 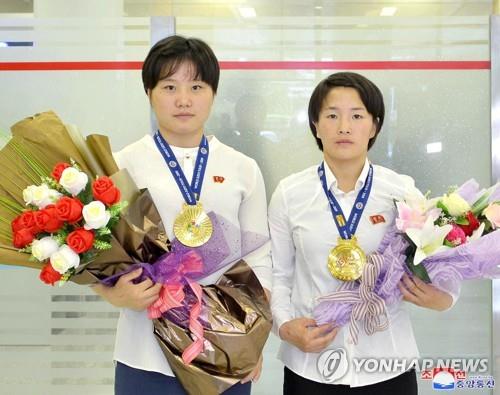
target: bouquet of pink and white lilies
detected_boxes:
[314,179,500,342]
[395,179,500,281]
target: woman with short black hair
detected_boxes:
[270,72,456,395]
[93,35,272,395]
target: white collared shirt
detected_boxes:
[269,159,423,387]
[112,134,272,376]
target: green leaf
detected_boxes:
[444,239,456,248]
[79,251,98,265]
[407,260,432,283]
[96,227,111,236]
[109,201,128,217]
[402,236,432,283]
[53,231,68,245]
[93,240,112,250]
[77,182,93,205]
[19,246,32,254]
[436,200,450,216]
[482,219,493,235]
[471,193,490,216]
[69,159,82,171]
[454,217,469,225]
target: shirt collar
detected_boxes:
[147,134,218,156]
[324,158,371,193]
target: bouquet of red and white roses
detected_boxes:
[12,160,126,285]
[0,111,272,395]
[0,111,169,285]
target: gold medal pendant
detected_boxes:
[327,236,367,281]
[173,202,213,247]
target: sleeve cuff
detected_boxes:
[271,310,293,337]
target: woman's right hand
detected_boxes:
[92,268,162,311]
[278,317,338,353]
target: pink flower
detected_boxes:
[445,224,467,246]
[396,202,426,231]
[483,203,500,229]
[395,201,440,232]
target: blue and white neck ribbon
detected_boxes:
[154,131,209,205]
[317,162,373,239]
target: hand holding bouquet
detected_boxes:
[314,179,500,343]
[0,112,271,395]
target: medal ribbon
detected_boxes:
[318,162,373,239]
[154,131,209,205]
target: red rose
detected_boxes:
[39,263,62,285]
[55,196,84,223]
[51,162,71,182]
[35,205,64,233]
[92,176,121,206]
[67,228,95,253]
[457,211,480,237]
[12,211,41,234]
[11,214,24,232]
[13,228,35,248]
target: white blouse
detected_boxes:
[112,134,272,376]
[269,159,425,387]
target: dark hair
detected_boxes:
[142,35,220,94]
[308,72,385,151]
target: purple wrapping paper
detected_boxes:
[101,209,269,331]
[314,227,500,327]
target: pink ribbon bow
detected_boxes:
[148,250,205,365]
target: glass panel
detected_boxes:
[177,15,493,395]
[0,16,162,394]
[0,9,494,395]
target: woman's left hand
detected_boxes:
[241,354,263,384]
[399,273,453,311]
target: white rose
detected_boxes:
[83,201,111,229]
[23,184,61,208]
[59,167,88,196]
[31,236,59,261]
[440,192,471,217]
[22,185,37,205]
[50,245,80,274]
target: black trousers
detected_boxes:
[283,367,418,395]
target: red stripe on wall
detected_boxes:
[0,60,491,71]
[220,61,491,70]
[0,61,143,71]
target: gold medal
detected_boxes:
[327,236,366,281]
[173,202,213,247]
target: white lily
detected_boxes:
[467,222,485,242]
[406,216,452,265]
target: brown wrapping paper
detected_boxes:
[0,111,171,282]
[0,111,273,395]
[154,260,272,395]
